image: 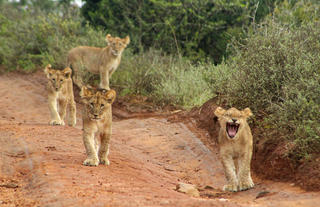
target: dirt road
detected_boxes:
[0,71,319,207]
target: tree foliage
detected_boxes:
[219,0,320,159]
[81,0,278,63]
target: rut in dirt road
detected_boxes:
[0,71,320,207]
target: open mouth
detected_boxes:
[91,117,101,121]
[226,122,239,138]
[112,51,119,56]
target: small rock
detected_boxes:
[5,149,26,158]
[164,165,175,172]
[0,182,19,188]
[160,200,170,205]
[204,185,215,190]
[45,146,57,151]
[218,198,228,202]
[256,191,270,199]
[176,182,200,197]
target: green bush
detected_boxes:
[112,49,224,108]
[0,4,105,72]
[221,18,320,159]
[81,0,268,63]
[152,62,213,108]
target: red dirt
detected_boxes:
[0,71,320,207]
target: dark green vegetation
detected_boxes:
[0,1,105,72]
[0,0,319,166]
[82,0,278,63]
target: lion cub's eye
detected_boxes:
[52,78,55,81]
[101,104,104,107]
[60,79,63,82]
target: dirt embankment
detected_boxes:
[170,98,320,191]
[0,71,319,207]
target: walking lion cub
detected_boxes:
[44,64,76,126]
[67,34,130,90]
[214,107,254,192]
[79,86,116,166]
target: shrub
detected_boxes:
[221,18,320,159]
[112,49,224,108]
[0,4,105,72]
[81,0,263,63]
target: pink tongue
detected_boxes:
[228,127,237,137]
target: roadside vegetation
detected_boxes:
[0,0,319,164]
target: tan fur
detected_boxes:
[214,107,254,192]
[44,64,76,126]
[80,86,116,166]
[67,34,130,90]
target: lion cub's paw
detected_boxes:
[239,180,254,191]
[83,158,99,166]
[50,119,65,126]
[99,157,110,166]
[68,119,76,127]
[223,184,238,192]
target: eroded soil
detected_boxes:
[0,71,319,207]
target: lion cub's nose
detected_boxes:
[232,119,237,122]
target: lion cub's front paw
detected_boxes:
[223,183,238,192]
[99,157,110,166]
[239,180,254,191]
[49,119,65,126]
[83,158,99,166]
[68,119,76,127]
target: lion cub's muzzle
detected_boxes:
[226,119,240,139]
[111,50,119,56]
[90,114,102,121]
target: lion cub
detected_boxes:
[68,34,130,90]
[79,86,116,166]
[44,64,76,126]
[214,107,254,192]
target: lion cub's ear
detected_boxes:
[124,35,130,45]
[104,89,116,104]
[106,34,112,44]
[242,107,253,118]
[44,64,53,78]
[214,107,226,117]
[63,67,72,79]
[80,86,92,98]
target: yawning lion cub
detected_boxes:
[214,107,254,192]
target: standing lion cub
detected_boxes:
[214,107,254,192]
[67,34,130,90]
[80,86,116,166]
[44,64,76,126]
